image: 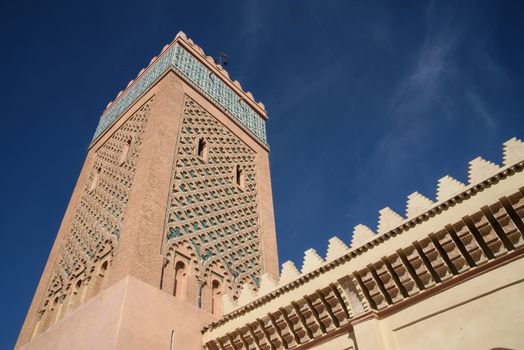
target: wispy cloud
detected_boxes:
[347,0,507,226]
[388,1,462,120]
[229,0,267,69]
[346,1,479,221]
[388,0,506,130]
[467,91,496,129]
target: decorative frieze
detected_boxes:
[92,34,267,145]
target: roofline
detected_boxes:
[202,159,524,332]
[100,32,267,120]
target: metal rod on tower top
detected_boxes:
[218,51,228,66]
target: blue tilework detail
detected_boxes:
[92,44,267,144]
[92,48,174,141]
[171,45,267,143]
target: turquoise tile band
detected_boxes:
[92,44,267,144]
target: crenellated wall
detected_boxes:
[202,137,524,350]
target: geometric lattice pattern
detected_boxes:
[162,96,262,291]
[38,98,152,317]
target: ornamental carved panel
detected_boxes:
[37,97,152,326]
[162,96,262,294]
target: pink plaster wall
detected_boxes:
[19,275,217,350]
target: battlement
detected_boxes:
[91,32,268,146]
[217,137,524,316]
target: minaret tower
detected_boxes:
[16,32,278,350]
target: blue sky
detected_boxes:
[1,0,523,347]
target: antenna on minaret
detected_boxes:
[215,51,228,66]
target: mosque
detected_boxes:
[16,32,524,349]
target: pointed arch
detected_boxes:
[174,261,188,300]
[211,279,223,316]
[66,279,85,314]
[235,164,245,189]
[42,295,60,331]
[89,259,109,298]
[89,167,102,193]
[119,138,132,165]
[196,137,208,161]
